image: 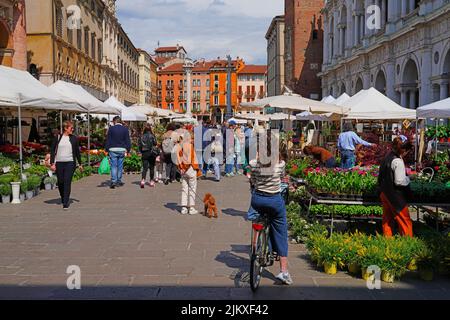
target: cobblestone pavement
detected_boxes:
[0,174,449,300]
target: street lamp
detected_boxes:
[183,57,195,117]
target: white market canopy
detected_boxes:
[0,66,84,112]
[417,97,450,118]
[173,116,198,125]
[235,113,270,122]
[240,93,347,115]
[334,93,351,106]
[128,104,184,119]
[343,87,417,120]
[228,118,247,125]
[50,80,119,115]
[105,96,147,121]
[321,95,336,104]
[296,111,337,121]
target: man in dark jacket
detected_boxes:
[105,116,131,189]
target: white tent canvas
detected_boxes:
[0,66,84,112]
[105,97,147,121]
[296,111,336,121]
[321,95,336,104]
[417,98,450,118]
[344,87,417,120]
[128,104,184,119]
[334,93,351,106]
[50,81,119,115]
[241,93,347,115]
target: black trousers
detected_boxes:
[56,161,76,207]
[164,153,177,181]
[142,151,156,180]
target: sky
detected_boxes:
[116,0,284,65]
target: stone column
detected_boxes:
[401,0,408,16]
[409,90,417,109]
[400,89,408,107]
[420,48,432,106]
[354,14,359,46]
[364,0,371,37]
[409,0,415,13]
[388,0,396,21]
[381,0,386,25]
[347,8,353,51]
[360,15,365,40]
[386,62,396,99]
[440,81,449,100]
[323,16,329,63]
[340,27,345,55]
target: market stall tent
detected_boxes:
[417,97,450,118]
[0,66,86,174]
[105,96,147,122]
[128,104,184,119]
[321,95,336,104]
[343,87,417,120]
[296,111,337,121]
[333,93,351,106]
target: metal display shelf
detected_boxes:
[304,190,450,234]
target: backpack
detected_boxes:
[140,133,155,152]
[162,136,173,154]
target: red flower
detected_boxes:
[434,166,440,172]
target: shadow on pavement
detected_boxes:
[222,208,248,220]
[44,198,79,206]
[165,202,182,213]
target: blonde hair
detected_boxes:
[63,121,73,132]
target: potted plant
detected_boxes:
[28,175,42,196]
[0,183,11,204]
[19,180,26,202]
[359,237,385,281]
[43,176,53,191]
[25,179,34,200]
[416,247,436,281]
[317,238,343,275]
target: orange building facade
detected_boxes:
[0,0,27,70]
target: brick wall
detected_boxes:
[285,0,323,99]
[12,0,27,70]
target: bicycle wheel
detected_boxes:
[250,228,266,292]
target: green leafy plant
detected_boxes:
[124,153,142,172]
[27,175,42,190]
[0,183,12,196]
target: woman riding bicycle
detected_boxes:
[249,130,293,285]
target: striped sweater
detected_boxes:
[249,160,286,194]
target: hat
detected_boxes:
[228,120,237,126]
[399,135,408,143]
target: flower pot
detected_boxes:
[25,191,34,200]
[10,182,21,204]
[361,267,375,281]
[419,268,434,281]
[348,262,360,275]
[20,194,25,202]
[440,138,445,143]
[407,259,417,271]
[324,262,337,275]
[381,271,395,283]
[44,184,52,191]
[1,195,10,204]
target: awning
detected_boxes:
[105,96,147,121]
[417,97,450,118]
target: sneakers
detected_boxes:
[63,205,69,211]
[188,208,199,215]
[110,183,116,189]
[149,180,156,187]
[140,180,145,189]
[181,207,189,215]
[225,173,234,177]
[276,272,293,285]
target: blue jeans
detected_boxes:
[325,157,336,168]
[340,150,355,170]
[109,151,125,184]
[206,157,221,181]
[251,192,288,257]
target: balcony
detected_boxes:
[157,84,162,90]
[193,96,200,102]
[178,84,184,90]
[166,84,174,90]
[237,92,243,99]
[257,92,265,99]
[178,96,186,102]
[165,96,174,102]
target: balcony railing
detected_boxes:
[178,84,184,90]
[165,96,174,102]
[157,84,162,90]
[178,96,186,101]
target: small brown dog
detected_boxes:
[203,193,218,219]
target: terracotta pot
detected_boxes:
[381,271,395,283]
[324,262,337,275]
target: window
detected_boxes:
[214,75,219,81]
[77,28,82,50]
[91,33,96,60]
[313,30,318,40]
[206,79,210,86]
[98,39,102,63]
[84,27,89,55]
[206,103,210,112]
[67,27,73,44]
[56,6,63,38]
[206,90,210,100]
[214,96,219,105]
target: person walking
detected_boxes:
[175,130,202,215]
[337,122,374,169]
[139,124,158,188]
[50,121,82,210]
[225,120,236,177]
[378,137,414,237]
[105,116,131,189]
[162,123,178,185]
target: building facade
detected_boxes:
[0,0,27,70]
[154,45,187,68]
[266,15,285,97]
[284,0,324,99]
[320,0,450,108]
[117,26,139,106]
[101,0,119,99]
[138,49,152,105]
[237,65,267,107]
[149,55,158,106]
[26,0,106,100]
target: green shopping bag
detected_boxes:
[98,157,110,175]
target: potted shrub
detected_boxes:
[359,236,385,281]
[43,176,53,191]
[416,247,436,281]
[317,238,343,275]
[49,176,58,189]
[25,179,34,200]
[28,175,42,196]
[0,183,11,204]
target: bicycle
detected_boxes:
[249,214,279,292]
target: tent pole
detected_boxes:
[60,111,63,133]
[88,112,91,166]
[17,94,23,178]
[414,117,418,168]
[435,118,438,155]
